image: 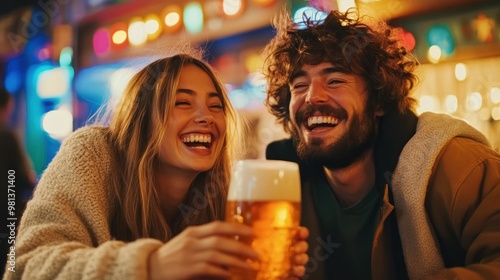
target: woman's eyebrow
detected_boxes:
[176,88,194,95]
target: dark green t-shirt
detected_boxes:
[312,175,381,280]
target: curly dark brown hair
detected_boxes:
[263,9,418,133]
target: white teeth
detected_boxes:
[307,116,339,127]
[181,134,212,143]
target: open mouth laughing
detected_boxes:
[181,133,212,149]
[306,115,340,130]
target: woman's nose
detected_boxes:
[194,109,214,125]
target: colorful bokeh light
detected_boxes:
[184,2,204,34]
[93,28,110,56]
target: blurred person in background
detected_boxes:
[2,52,309,280]
[264,9,500,280]
[0,87,35,276]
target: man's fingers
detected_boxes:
[296,226,310,240]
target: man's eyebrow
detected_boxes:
[290,70,306,83]
[321,67,349,75]
[290,67,350,83]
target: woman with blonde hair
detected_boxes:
[4,53,308,280]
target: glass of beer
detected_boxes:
[225,159,301,280]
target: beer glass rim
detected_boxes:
[235,159,299,170]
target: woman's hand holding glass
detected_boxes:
[148,221,309,280]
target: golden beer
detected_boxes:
[225,160,301,280]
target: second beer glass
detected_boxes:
[225,159,301,280]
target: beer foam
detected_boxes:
[227,160,301,202]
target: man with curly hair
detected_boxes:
[263,9,500,280]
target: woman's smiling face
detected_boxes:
[158,63,227,174]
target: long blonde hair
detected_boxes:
[107,53,245,241]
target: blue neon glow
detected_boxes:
[293,6,328,29]
[426,24,455,56]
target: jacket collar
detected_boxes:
[374,109,418,191]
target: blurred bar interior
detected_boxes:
[0,0,499,177]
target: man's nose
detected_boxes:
[305,81,328,105]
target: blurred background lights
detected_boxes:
[208,18,223,30]
[293,6,328,29]
[93,28,110,56]
[336,0,357,13]
[59,47,73,67]
[417,95,439,115]
[229,89,250,109]
[4,56,23,93]
[427,45,442,63]
[222,0,244,17]
[401,29,416,52]
[466,91,482,112]
[145,14,162,40]
[184,2,204,34]
[38,47,51,61]
[42,108,73,140]
[166,12,180,26]
[128,19,147,46]
[251,0,276,7]
[454,63,467,81]
[110,68,137,101]
[112,29,127,44]
[490,87,500,104]
[163,5,183,33]
[492,106,500,121]
[110,22,128,50]
[444,94,458,113]
[479,107,491,121]
[426,24,455,56]
[37,67,71,98]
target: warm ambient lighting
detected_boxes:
[162,5,183,33]
[110,22,128,50]
[466,91,482,112]
[490,87,500,104]
[128,18,147,46]
[42,108,73,140]
[444,95,458,113]
[417,95,439,115]
[427,45,442,64]
[455,63,467,81]
[222,0,245,17]
[492,106,500,121]
[336,0,357,13]
[145,14,162,40]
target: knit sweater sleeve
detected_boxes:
[2,126,163,280]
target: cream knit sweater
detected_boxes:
[3,126,163,280]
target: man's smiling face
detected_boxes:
[288,62,381,169]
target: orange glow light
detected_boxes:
[162,5,183,33]
[110,22,128,50]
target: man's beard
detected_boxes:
[292,105,378,169]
